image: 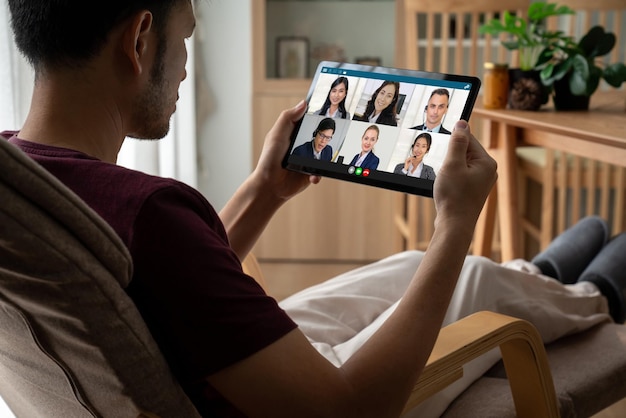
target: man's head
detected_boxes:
[312,117,336,153]
[8,1,186,74]
[425,88,450,129]
[8,0,195,141]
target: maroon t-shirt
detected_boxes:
[4,133,297,416]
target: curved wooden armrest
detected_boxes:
[404,311,560,418]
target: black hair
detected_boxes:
[7,0,186,73]
[362,80,400,121]
[313,117,336,137]
[412,132,432,152]
[318,77,349,119]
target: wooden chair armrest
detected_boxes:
[404,311,560,418]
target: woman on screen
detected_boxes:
[352,80,399,126]
[393,132,436,180]
[315,76,350,119]
[349,125,380,170]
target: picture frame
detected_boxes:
[276,36,309,78]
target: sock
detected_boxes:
[531,216,609,284]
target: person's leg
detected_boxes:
[578,232,626,323]
[531,215,609,283]
[281,253,611,418]
[281,251,610,353]
[279,251,423,347]
[445,256,610,343]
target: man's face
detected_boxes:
[425,93,449,127]
[313,129,333,152]
[130,1,195,140]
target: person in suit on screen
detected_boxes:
[393,132,436,180]
[315,76,350,119]
[349,125,380,170]
[291,117,336,161]
[410,88,451,134]
[352,80,399,126]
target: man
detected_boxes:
[291,117,335,161]
[4,1,624,417]
[410,88,452,134]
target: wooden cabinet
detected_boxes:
[251,1,397,262]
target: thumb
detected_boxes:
[445,120,471,163]
[268,100,307,139]
[287,100,307,123]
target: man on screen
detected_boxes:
[410,88,451,134]
[291,117,335,161]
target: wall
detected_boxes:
[266,1,396,78]
[194,1,396,211]
[195,1,253,211]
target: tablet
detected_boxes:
[282,61,481,197]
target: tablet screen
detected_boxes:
[282,61,481,197]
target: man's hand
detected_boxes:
[220,102,321,259]
[433,120,497,230]
[252,101,321,202]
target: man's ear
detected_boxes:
[123,11,154,75]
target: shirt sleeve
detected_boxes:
[126,183,297,382]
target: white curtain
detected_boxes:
[0,3,33,131]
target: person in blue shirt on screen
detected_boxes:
[291,117,335,161]
[349,125,380,170]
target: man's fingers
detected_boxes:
[285,100,307,124]
[444,120,471,163]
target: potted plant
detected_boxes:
[536,25,626,110]
[479,2,575,110]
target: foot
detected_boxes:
[578,232,626,323]
[531,216,609,284]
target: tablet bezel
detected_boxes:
[282,61,481,197]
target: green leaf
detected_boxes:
[540,63,557,85]
[585,66,602,96]
[595,32,616,57]
[527,2,544,20]
[579,26,616,58]
[603,63,626,87]
[535,47,552,67]
[479,19,505,34]
[502,40,519,50]
[528,2,574,21]
[571,55,590,80]
[568,71,588,96]
[567,55,590,95]
[553,57,575,80]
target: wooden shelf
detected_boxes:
[251,1,398,261]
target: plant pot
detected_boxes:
[508,69,549,111]
[552,77,591,111]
